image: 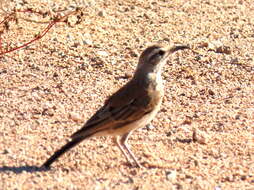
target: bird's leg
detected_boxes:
[114,135,133,166]
[115,132,142,168]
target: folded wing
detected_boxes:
[71,80,153,139]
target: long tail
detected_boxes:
[42,137,85,168]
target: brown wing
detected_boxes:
[71,79,153,139]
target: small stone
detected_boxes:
[216,46,231,54]
[208,41,231,54]
[174,183,183,190]
[230,58,238,64]
[163,37,170,42]
[130,5,135,10]
[192,128,207,144]
[42,108,54,117]
[69,112,83,123]
[182,119,192,125]
[130,50,138,57]
[235,114,240,120]
[97,50,108,57]
[0,69,7,74]
[66,34,72,40]
[240,175,247,180]
[67,15,79,26]
[72,41,80,48]
[160,108,167,112]
[52,37,58,42]
[3,149,9,154]
[166,170,177,181]
[143,13,149,19]
[198,42,209,48]
[208,40,223,50]
[53,72,58,78]
[146,123,155,130]
[83,39,93,45]
[166,131,172,137]
[98,10,105,17]
[208,89,215,96]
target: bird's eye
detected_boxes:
[149,50,165,62]
[157,50,165,56]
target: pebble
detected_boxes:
[208,40,231,54]
[98,10,105,17]
[146,123,155,130]
[192,128,207,144]
[83,39,93,45]
[97,50,108,57]
[166,170,177,181]
[69,112,83,123]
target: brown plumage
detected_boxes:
[42,44,189,168]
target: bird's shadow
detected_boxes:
[0,165,48,174]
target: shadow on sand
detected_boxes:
[0,165,48,174]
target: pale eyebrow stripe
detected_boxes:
[148,48,164,61]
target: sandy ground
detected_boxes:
[0,0,253,189]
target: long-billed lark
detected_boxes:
[42,44,189,168]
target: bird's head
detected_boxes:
[136,44,189,74]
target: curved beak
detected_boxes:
[168,44,190,53]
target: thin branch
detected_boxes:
[0,8,81,56]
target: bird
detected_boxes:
[42,44,189,169]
